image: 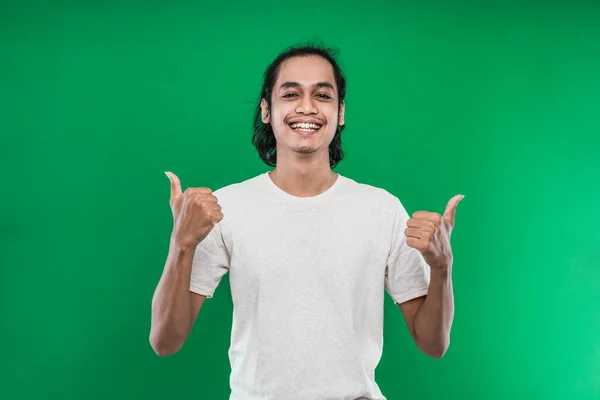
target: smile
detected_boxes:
[288,122,322,134]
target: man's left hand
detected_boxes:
[405,194,464,271]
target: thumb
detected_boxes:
[165,171,182,203]
[443,194,464,226]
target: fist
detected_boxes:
[405,194,464,271]
[165,171,223,249]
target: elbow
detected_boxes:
[418,337,450,359]
[151,343,176,358]
[149,331,183,357]
[427,347,448,359]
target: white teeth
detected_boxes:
[290,122,321,130]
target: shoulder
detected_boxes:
[339,174,404,211]
[211,172,267,206]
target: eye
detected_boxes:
[316,93,332,99]
[283,93,298,98]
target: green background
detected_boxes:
[1,0,599,399]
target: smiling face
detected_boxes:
[261,56,345,160]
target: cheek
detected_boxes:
[270,103,287,122]
[269,109,290,136]
[328,102,341,116]
[326,107,341,127]
[271,110,286,127]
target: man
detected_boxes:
[150,42,464,400]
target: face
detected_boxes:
[261,56,345,159]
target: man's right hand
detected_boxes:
[165,171,223,249]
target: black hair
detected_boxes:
[252,40,347,169]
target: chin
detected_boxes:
[292,146,318,154]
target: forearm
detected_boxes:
[150,238,196,355]
[414,266,454,358]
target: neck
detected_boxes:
[269,157,338,198]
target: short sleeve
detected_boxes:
[189,221,230,299]
[384,197,431,304]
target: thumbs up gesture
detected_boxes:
[165,171,224,249]
[405,195,464,271]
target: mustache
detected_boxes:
[284,116,327,124]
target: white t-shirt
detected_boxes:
[190,171,431,400]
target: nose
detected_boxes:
[295,96,318,115]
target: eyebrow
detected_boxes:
[278,81,335,91]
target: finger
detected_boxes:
[191,192,219,205]
[404,227,426,239]
[197,197,222,211]
[406,236,428,250]
[412,211,442,224]
[212,210,224,222]
[443,194,464,226]
[184,187,213,197]
[165,171,182,202]
[189,193,221,213]
[406,218,436,230]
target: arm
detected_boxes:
[150,239,206,357]
[398,267,454,358]
[150,171,223,357]
[399,194,463,358]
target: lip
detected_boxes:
[287,120,323,136]
[287,119,324,125]
[288,124,320,136]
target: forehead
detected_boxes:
[275,56,336,90]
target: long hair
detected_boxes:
[251,41,347,169]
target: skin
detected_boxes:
[402,195,463,358]
[260,55,345,198]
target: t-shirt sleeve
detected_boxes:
[189,221,230,299]
[384,197,431,304]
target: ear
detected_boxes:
[338,101,345,126]
[260,98,270,124]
